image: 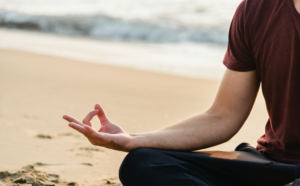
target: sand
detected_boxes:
[0,48,269,185]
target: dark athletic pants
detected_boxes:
[119,143,300,186]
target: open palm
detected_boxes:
[63,104,133,152]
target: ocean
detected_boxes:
[0,0,242,79]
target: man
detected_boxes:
[63,0,300,185]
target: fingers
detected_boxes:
[82,109,99,127]
[84,125,99,136]
[62,115,82,125]
[69,123,100,144]
[94,104,110,124]
[84,125,106,140]
[69,123,109,147]
[68,122,86,134]
[84,125,106,143]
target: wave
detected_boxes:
[0,10,229,44]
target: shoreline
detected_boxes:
[0,28,226,80]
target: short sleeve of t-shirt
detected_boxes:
[223,0,256,71]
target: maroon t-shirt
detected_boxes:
[223,0,300,164]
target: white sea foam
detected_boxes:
[0,0,241,79]
[0,0,241,44]
[0,29,226,80]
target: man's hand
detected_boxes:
[62,104,133,152]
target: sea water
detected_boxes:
[0,0,242,80]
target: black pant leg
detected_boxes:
[119,145,296,186]
[119,148,210,186]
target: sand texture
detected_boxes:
[0,163,121,186]
[0,48,270,185]
[0,163,78,186]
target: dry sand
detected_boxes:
[0,48,269,185]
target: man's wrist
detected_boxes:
[126,133,152,151]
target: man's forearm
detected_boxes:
[128,111,238,151]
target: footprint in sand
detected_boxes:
[79,147,104,152]
[36,134,54,139]
[59,133,81,138]
[74,147,105,158]
[81,163,93,166]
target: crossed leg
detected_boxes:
[119,143,296,186]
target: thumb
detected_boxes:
[94,104,110,124]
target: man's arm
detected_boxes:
[129,69,259,151]
[63,69,259,152]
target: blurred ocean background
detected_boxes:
[0,0,242,79]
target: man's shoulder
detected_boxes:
[243,0,281,6]
[241,0,284,14]
[237,0,285,25]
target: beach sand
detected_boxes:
[0,48,268,185]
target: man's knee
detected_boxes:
[119,148,161,186]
